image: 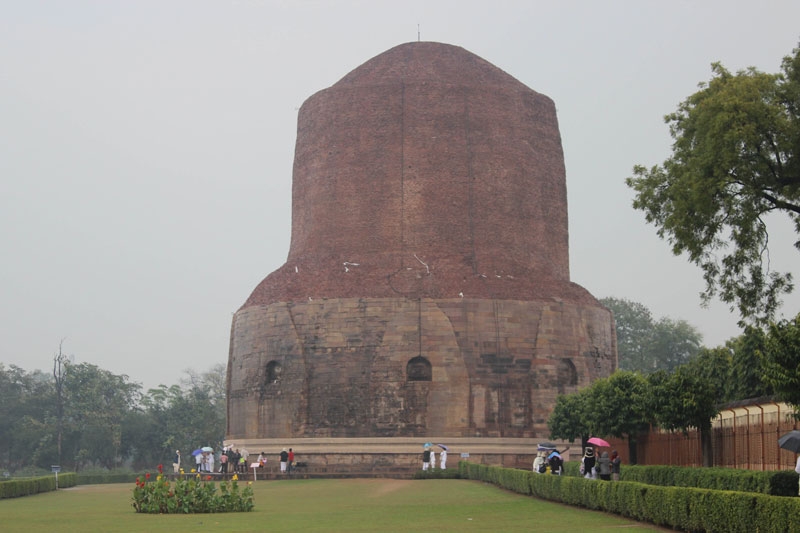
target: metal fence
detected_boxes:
[631,401,799,470]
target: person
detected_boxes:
[597,451,611,481]
[195,450,203,472]
[611,450,621,481]
[422,448,431,471]
[173,450,181,474]
[280,448,289,474]
[207,450,215,474]
[257,451,267,468]
[532,451,547,474]
[231,449,241,473]
[288,448,295,474]
[241,448,250,472]
[439,447,447,470]
[548,451,563,475]
[430,449,436,469]
[220,449,228,473]
[795,455,800,495]
[581,447,596,479]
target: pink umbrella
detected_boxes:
[587,437,610,447]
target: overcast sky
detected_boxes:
[2,1,799,390]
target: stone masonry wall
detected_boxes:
[226,297,616,441]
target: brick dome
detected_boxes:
[244,42,598,307]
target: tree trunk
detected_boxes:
[627,436,638,465]
[700,426,714,467]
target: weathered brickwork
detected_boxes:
[226,42,617,462]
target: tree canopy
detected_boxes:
[600,297,702,372]
[760,313,800,416]
[0,348,227,475]
[626,43,800,325]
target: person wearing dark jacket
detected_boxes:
[280,448,289,474]
[581,448,596,479]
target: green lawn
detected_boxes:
[0,478,667,532]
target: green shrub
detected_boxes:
[618,464,795,496]
[131,468,253,514]
[0,473,76,499]
[459,462,800,532]
[412,468,461,480]
[77,471,143,485]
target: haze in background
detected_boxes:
[2,1,799,389]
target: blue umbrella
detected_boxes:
[191,449,203,456]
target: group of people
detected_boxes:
[530,446,621,479]
[580,448,621,481]
[170,446,264,474]
[278,447,295,474]
[532,449,564,475]
[421,445,448,470]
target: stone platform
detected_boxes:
[222,437,579,475]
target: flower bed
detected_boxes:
[131,464,254,514]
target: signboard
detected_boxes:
[51,465,61,489]
[460,453,469,458]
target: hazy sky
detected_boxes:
[2,1,799,390]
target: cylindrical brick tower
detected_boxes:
[226,42,616,470]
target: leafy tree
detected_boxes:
[128,366,226,470]
[724,326,773,401]
[648,353,724,466]
[584,371,652,464]
[547,389,591,444]
[626,43,800,325]
[61,362,140,470]
[760,313,800,417]
[0,365,54,472]
[601,297,702,372]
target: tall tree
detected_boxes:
[626,43,800,325]
[53,340,68,467]
[648,354,723,467]
[62,362,140,470]
[760,313,800,417]
[601,297,702,372]
[725,326,773,402]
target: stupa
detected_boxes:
[225,42,616,470]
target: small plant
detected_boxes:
[131,464,253,513]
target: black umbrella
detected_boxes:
[778,430,800,453]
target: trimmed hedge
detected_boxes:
[458,462,800,533]
[0,473,77,499]
[76,472,143,485]
[412,468,461,480]
[618,464,797,496]
[556,461,796,496]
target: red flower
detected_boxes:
[157,464,163,474]
[136,477,140,484]
[145,472,151,479]
[206,475,212,481]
